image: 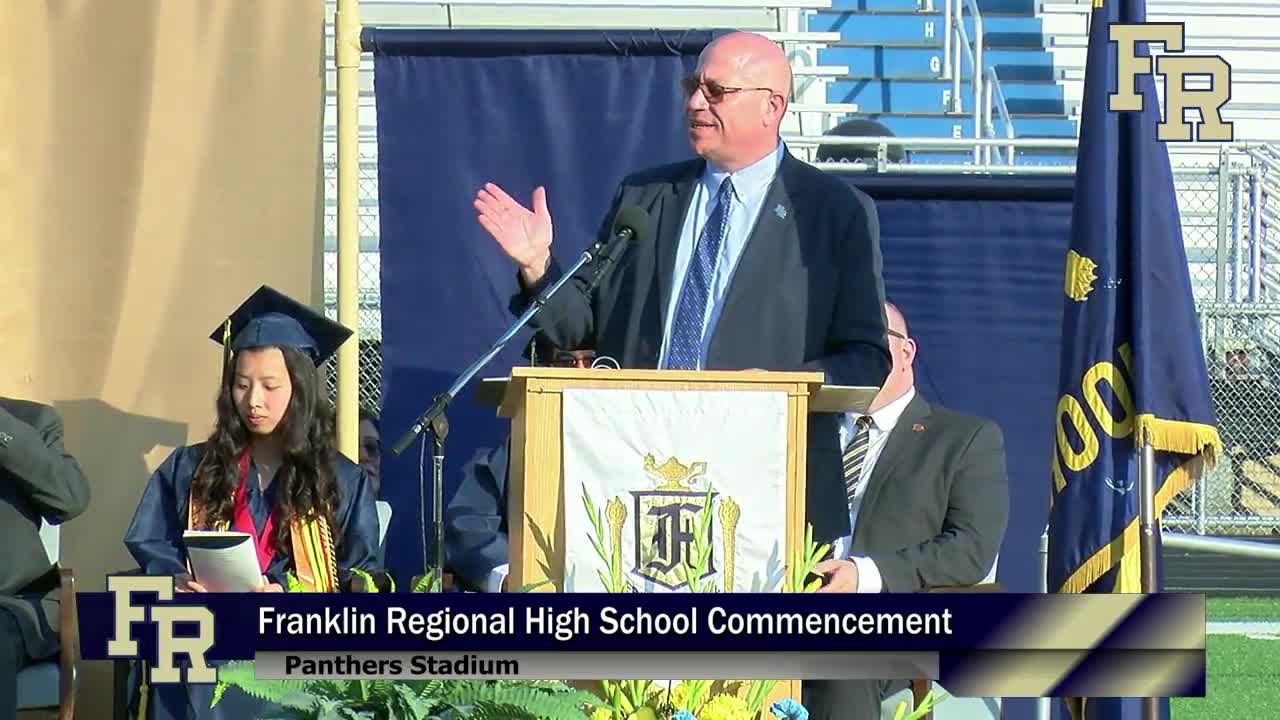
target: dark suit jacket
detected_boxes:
[511,148,892,542]
[851,393,1009,591]
[0,398,91,660]
[803,394,1009,720]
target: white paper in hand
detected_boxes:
[183,530,262,592]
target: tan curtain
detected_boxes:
[0,0,325,706]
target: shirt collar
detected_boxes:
[866,386,916,433]
[702,140,785,202]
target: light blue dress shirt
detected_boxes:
[657,142,786,369]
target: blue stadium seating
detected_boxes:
[809,0,1079,165]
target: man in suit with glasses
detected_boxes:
[472,30,892,549]
[806,302,1009,719]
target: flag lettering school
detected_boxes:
[257,605,955,642]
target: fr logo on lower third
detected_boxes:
[1110,22,1233,142]
[105,576,217,684]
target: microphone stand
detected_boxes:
[391,237,624,591]
[412,408,447,593]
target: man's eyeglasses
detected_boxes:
[681,75,774,103]
[887,329,908,340]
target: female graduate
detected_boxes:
[123,285,382,718]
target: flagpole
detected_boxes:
[1138,436,1160,720]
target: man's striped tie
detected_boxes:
[844,415,873,502]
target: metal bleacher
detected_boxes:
[798,0,1280,169]
[804,0,1079,167]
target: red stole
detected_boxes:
[187,450,338,592]
[232,451,276,573]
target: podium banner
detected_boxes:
[561,388,789,593]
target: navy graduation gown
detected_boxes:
[122,442,382,720]
[444,440,511,591]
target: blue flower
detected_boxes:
[671,711,696,720]
[770,698,809,720]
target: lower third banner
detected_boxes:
[85,581,1205,697]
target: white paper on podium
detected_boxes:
[183,530,262,592]
[562,388,788,593]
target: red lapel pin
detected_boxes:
[912,423,926,432]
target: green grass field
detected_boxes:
[1171,596,1280,719]
[1206,596,1280,621]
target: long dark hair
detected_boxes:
[190,345,340,556]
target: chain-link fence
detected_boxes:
[1166,303,1280,536]
[322,148,383,415]
[1159,147,1280,535]
[1174,148,1270,307]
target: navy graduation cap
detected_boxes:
[210,285,353,366]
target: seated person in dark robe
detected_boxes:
[121,285,382,719]
[358,406,382,497]
[445,340,593,592]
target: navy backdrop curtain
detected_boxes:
[367,28,1075,616]
[367,29,715,584]
[854,175,1074,596]
[857,177,1073,720]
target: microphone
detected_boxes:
[391,205,652,457]
[587,206,650,292]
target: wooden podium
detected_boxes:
[480,366,875,713]
[481,366,876,591]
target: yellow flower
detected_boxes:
[590,709,614,720]
[699,694,752,720]
[669,683,692,711]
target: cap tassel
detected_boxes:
[222,318,232,368]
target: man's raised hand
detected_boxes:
[474,183,554,286]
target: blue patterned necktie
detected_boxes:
[664,177,734,370]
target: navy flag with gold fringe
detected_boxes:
[1047,0,1221,712]
[1046,0,1222,654]
[1047,0,1221,597]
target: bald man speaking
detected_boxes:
[473,31,890,557]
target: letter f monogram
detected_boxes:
[106,576,217,683]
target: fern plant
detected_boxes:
[212,561,577,718]
[213,665,601,720]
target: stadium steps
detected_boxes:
[807,0,1080,166]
